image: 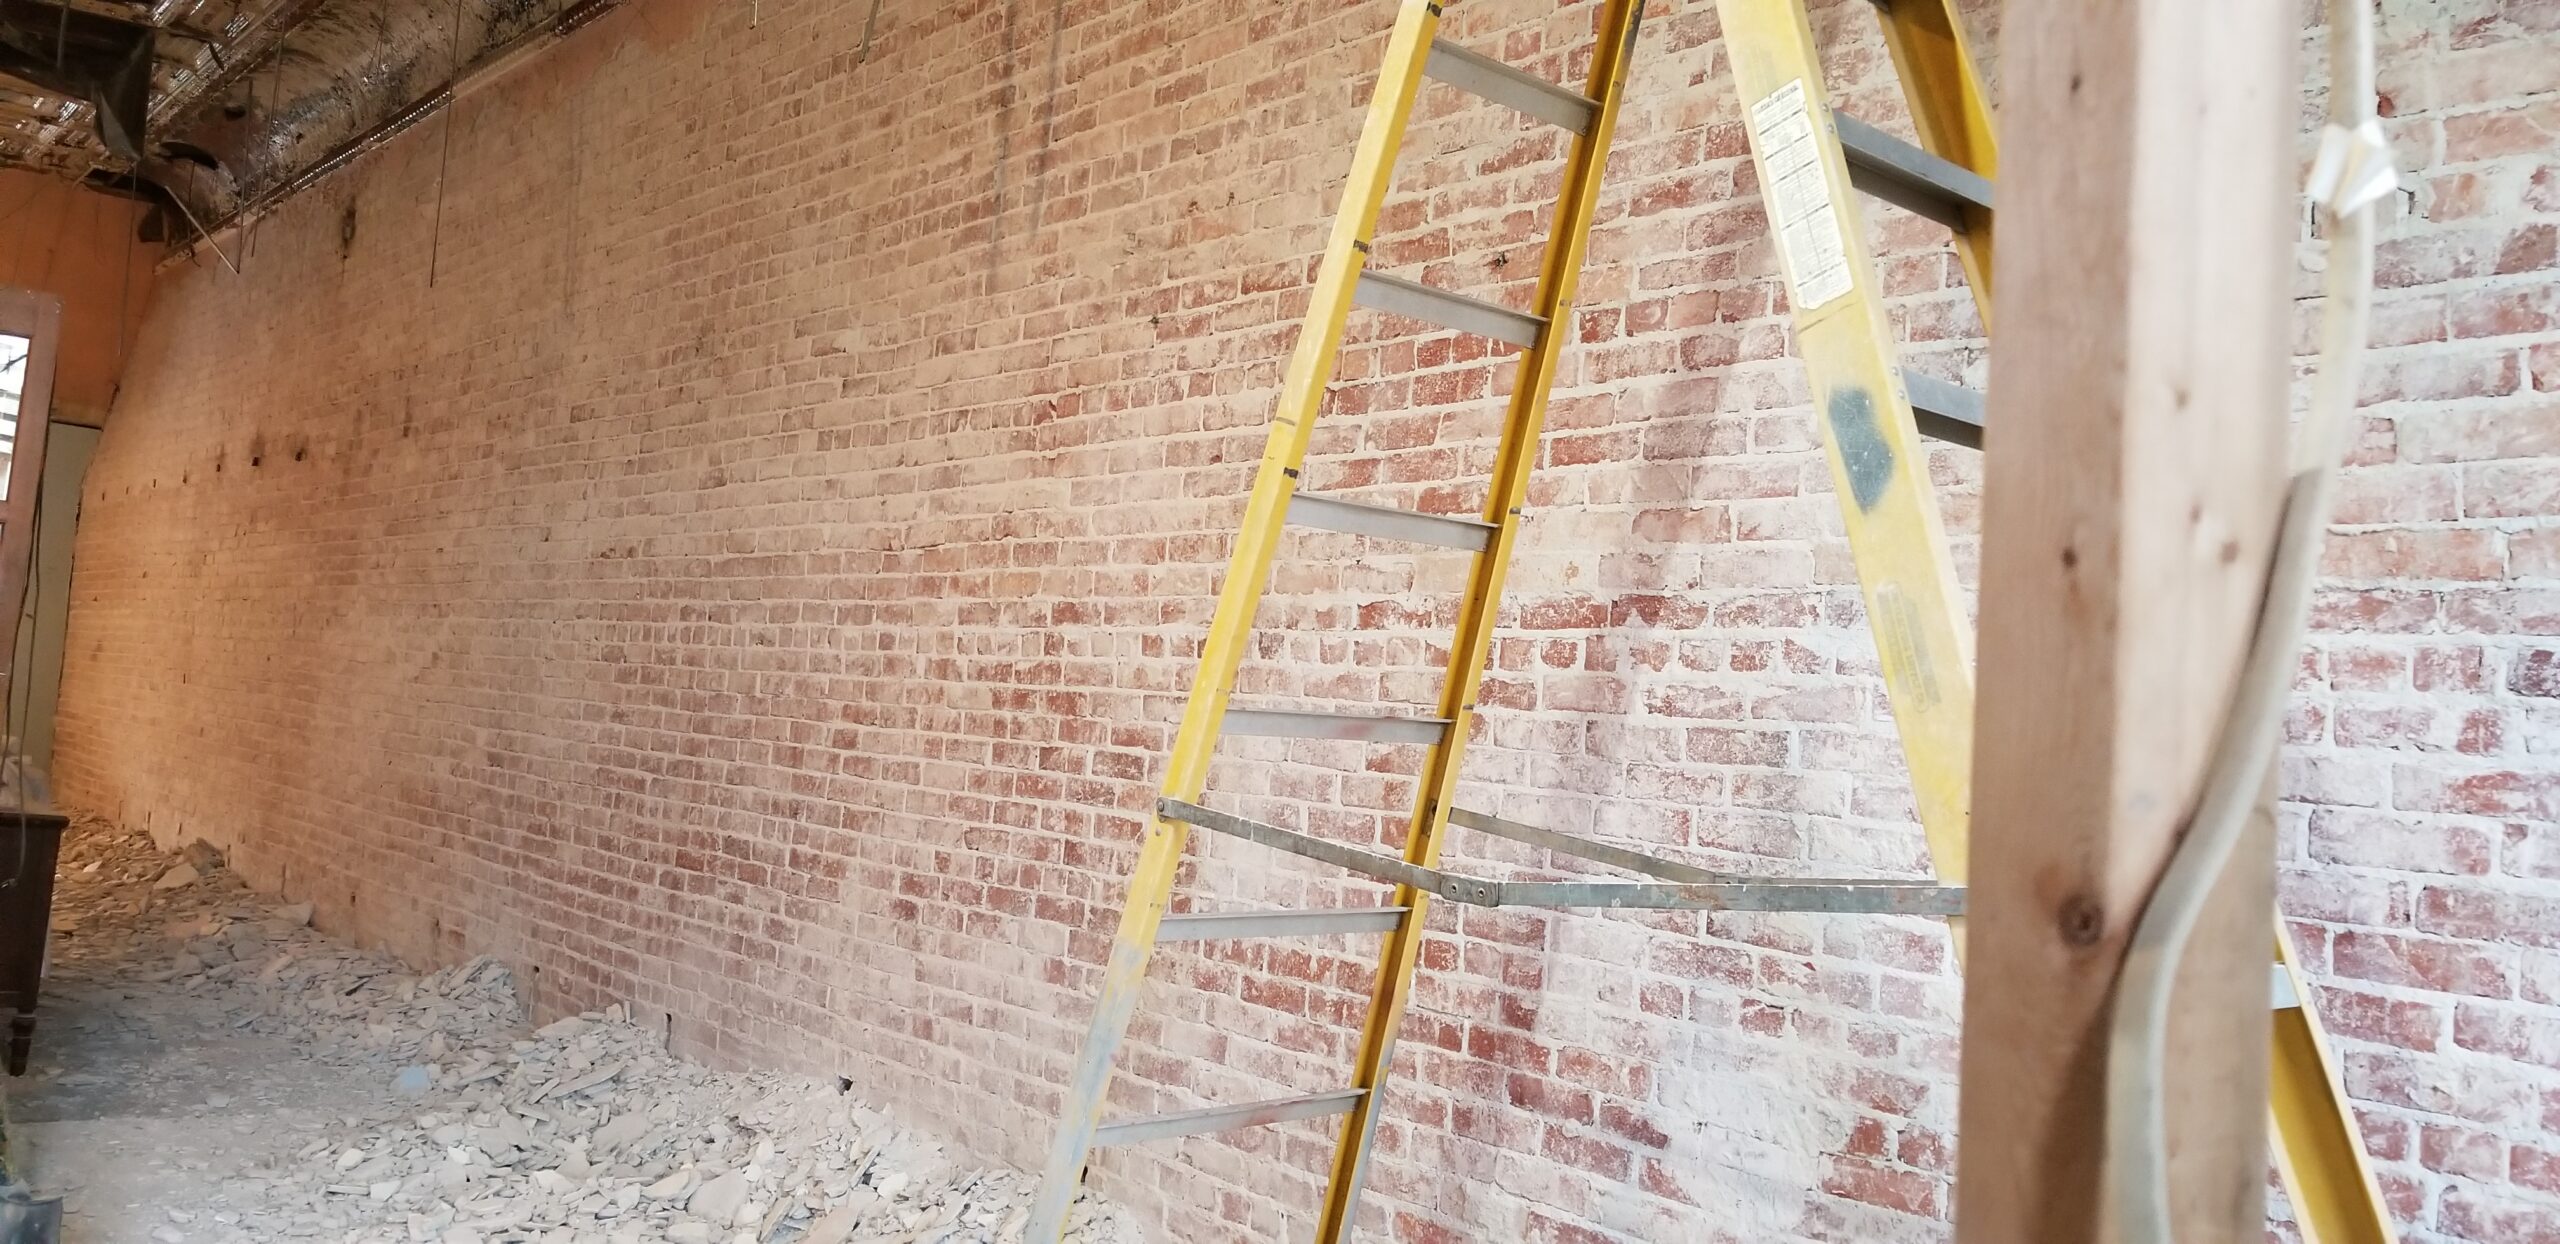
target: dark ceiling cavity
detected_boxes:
[0,0,601,251]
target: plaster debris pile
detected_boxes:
[37,820,1141,1244]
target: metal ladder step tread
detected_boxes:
[1423,38,1599,133]
[1354,269,1546,348]
[1904,370,1985,448]
[1835,111,1993,229]
[1288,492,1498,551]
[1221,707,1455,745]
[1094,1089,1368,1147]
[1158,907,1409,941]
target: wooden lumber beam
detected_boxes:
[1952,2,2299,1241]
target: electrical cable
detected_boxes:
[2101,1,2398,1239]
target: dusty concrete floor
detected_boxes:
[10,825,416,1242]
[14,988,387,1240]
[4,820,1136,1244]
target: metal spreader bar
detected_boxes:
[1448,805,1740,884]
[1160,799,1967,916]
[1094,1089,1370,1148]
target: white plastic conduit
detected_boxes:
[2100,1,2400,1241]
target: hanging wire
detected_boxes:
[115,192,136,371]
[427,0,469,287]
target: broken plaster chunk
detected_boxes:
[395,1065,434,1095]
[688,1170,750,1225]
[590,1111,649,1155]
[535,1015,591,1042]
[800,1206,860,1244]
[153,863,200,891]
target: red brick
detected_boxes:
[2347,1049,2541,1127]
[1896,1125,1951,1174]
[2310,808,2493,874]
[2418,644,2495,692]
[2395,765,2560,819]
[2424,1122,2510,1181]
[2322,528,2506,581]
[2441,1187,2560,1244]
[2422,883,2560,950]
[2518,1143,2560,1196]
[2396,404,2560,462]
[2334,929,2516,998]
[2327,643,2412,690]
[2517,648,2560,697]
[1819,1155,1940,1219]
[2456,1001,2560,1069]
[2311,985,2447,1052]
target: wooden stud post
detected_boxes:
[1953,3,2298,1242]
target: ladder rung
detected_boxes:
[1222,708,1454,745]
[1904,370,1985,448]
[1158,907,1409,941]
[1094,1088,1367,1147]
[1423,38,1599,134]
[1353,270,1546,348]
[1287,493,1498,552]
[1836,111,1994,230]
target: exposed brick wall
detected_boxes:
[48,0,2560,1239]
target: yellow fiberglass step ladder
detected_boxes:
[1714,0,2392,1240]
[1028,0,2394,1240]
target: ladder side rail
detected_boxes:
[2271,920,2398,1244]
[1314,2,1651,1237]
[1023,3,1448,1237]
[1717,0,1979,906]
[1870,0,1998,309]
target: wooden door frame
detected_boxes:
[0,290,63,740]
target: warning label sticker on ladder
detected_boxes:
[1747,79,1854,314]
